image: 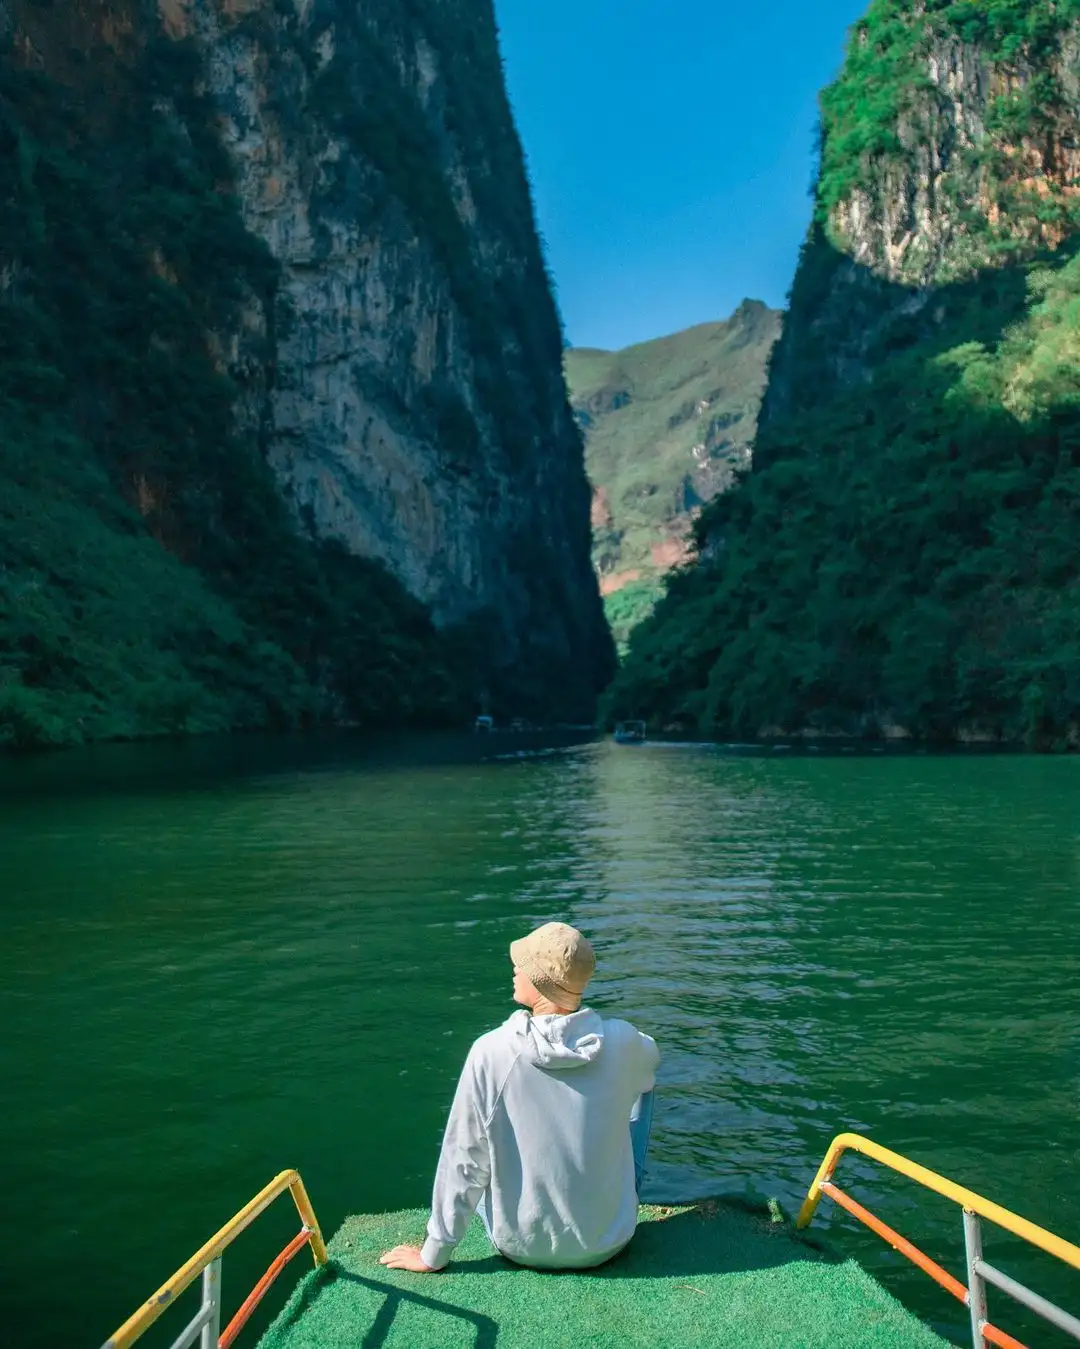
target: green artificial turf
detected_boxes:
[258,1201,950,1348]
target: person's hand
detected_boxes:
[378,1243,436,1273]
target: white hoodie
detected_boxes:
[420,1008,660,1271]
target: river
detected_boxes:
[2,733,1079,1347]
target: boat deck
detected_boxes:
[257,1200,950,1348]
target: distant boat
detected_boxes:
[614,720,646,744]
[474,715,495,732]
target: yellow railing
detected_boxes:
[797,1132,1080,1349]
[100,1169,327,1349]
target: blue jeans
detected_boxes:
[630,1089,654,1192]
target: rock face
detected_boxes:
[197,0,594,627]
[3,0,611,722]
[565,302,780,647]
[762,0,1080,430]
[606,1,1080,746]
[833,26,1080,285]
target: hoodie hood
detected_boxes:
[513,1008,605,1070]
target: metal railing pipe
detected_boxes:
[821,1181,968,1303]
[164,1301,213,1349]
[964,1209,989,1349]
[797,1132,1080,1273]
[799,1133,1080,1349]
[199,1257,222,1349]
[287,1176,328,1265]
[976,1259,1080,1343]
[981,1324,1030,1349]
[218,1229,313,1349]
[100,1170,326,1349]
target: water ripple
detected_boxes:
[2,737,1080,1345]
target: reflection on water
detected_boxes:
[2,735,1080,1346]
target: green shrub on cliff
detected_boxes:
[818,0,1080,272]
[565,306,780,649]
[0,50,470,749]
[603,579,667,656]
[607,1,1080,746]
[606,237,1080,746]
[606,0,1080,747]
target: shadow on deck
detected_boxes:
[258,1200,950,1349]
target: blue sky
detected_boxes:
[493,0,868,350]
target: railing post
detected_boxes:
[200,1257,222,1349]
[964,1209,988,1349]
[289,1176,328,1265]
[796,1134,850,1229]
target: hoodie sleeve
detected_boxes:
[420,1046,492,1270]
[637,1030,660,1093]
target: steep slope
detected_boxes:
[608,0,1080,747]
[0,0,612,747]
[761,0,1080,431]
[565,301,779,648]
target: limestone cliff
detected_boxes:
[565,303,780,650]
[0,0,612,741]
[762,0,1080,428]
[608,0,1080,747]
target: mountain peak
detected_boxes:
[565,311,780,648]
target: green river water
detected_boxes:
[2,733,1079,1348]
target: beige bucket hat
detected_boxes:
[510,921,596,1011]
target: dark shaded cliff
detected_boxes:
[0,0,612,746]
[607,1,1080,747]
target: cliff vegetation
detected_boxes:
[566,302,779,650]
[0,0,609,748]
[607,0,1080,748]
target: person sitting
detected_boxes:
[379,921,660,1273]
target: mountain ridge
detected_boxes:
[0,0,612,747]
[606,0,1080,747]
[565,299,780,647]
